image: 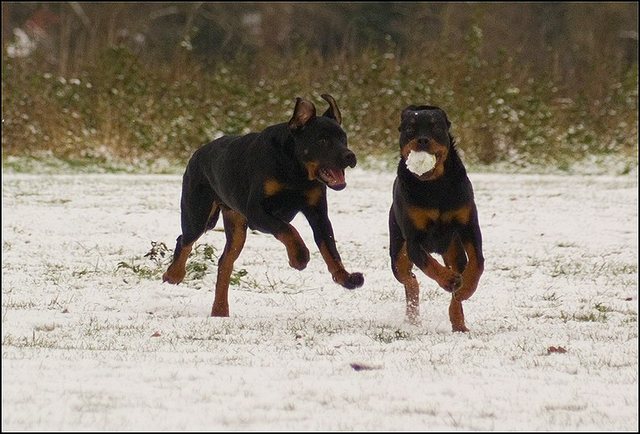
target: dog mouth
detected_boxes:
[318,167,347,190]
[405,150,438,177]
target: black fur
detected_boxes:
[389,105,484,331]
[163,94,364,317]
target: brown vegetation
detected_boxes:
[2,3,637,170]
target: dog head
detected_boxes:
[288,94,357,191]
[398,105,453,181]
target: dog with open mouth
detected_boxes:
[389,105,484,332]
[163,94,364,317]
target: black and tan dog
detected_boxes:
[163,94,364,316]
[389,105,484,332]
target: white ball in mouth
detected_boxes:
[405,150,437,175]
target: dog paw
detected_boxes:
[288,246,310,271]
[211,304,229,317]
[406,310,421,326]
[162,268,185,285]
[343,272,364,289]
[333,270,364,289]
[440,270,463,292]
[452,323,469,333]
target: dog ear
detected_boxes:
[443,112,452,128]
[289,98,317,129]
[320,94,342,125]
[399,105,418,131]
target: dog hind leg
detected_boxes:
[163,181,219,284]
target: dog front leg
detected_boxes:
[247,203,310,271]
[406,240,462,292]
[302,203,364,289]
[389,209,420,323]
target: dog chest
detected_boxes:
[406,205,471,230]
[261,179,324,222]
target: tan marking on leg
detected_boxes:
[318,241,347,284]
[275,227,309,270]
[206,202,221,230]
[442,236,465,272]
[449,299,468,332]
[449,241,484,332]
[419,254,462,292]
[394,242,420,324]
[162,241,194,284]
[211,209,247,317]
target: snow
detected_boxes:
[405,150,436,175]
[2,168,638,431]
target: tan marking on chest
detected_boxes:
[305,187,323,206]
[408,205,471,229]
[407,207,440,229]
[440,206,471,225]
[264,179,285,196]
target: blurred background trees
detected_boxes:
[2,2,638,170]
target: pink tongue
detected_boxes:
[326,168,345,186]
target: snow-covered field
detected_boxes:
[2,168,638,431]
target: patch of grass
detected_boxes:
[81,316,146,337]
[542,291,561,302]
[185,243,217,281]
[116,240,250,286]
[560,310,608,323]
[549,256,637,279]
[1,298,37,309]
[116,260,159,279]
[594,302,613,314]
[2,332,53,349]
[371,326,412,343]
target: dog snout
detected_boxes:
[343,150,357,168]
[417,137,430,148]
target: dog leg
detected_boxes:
[247,199,310,271]
[448,220,484,332]
[406,240,462,293]
[274,228,310,271]
[443,235,470,332]
[163,204,220,284]
[317,241,364,289]
[448,240,483,332]
[394,243,421,324]
[162,236,194,284]
[389,210,420,323]
[303,198,363,289]
[164,177,219,284]
[211,208,247,317]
